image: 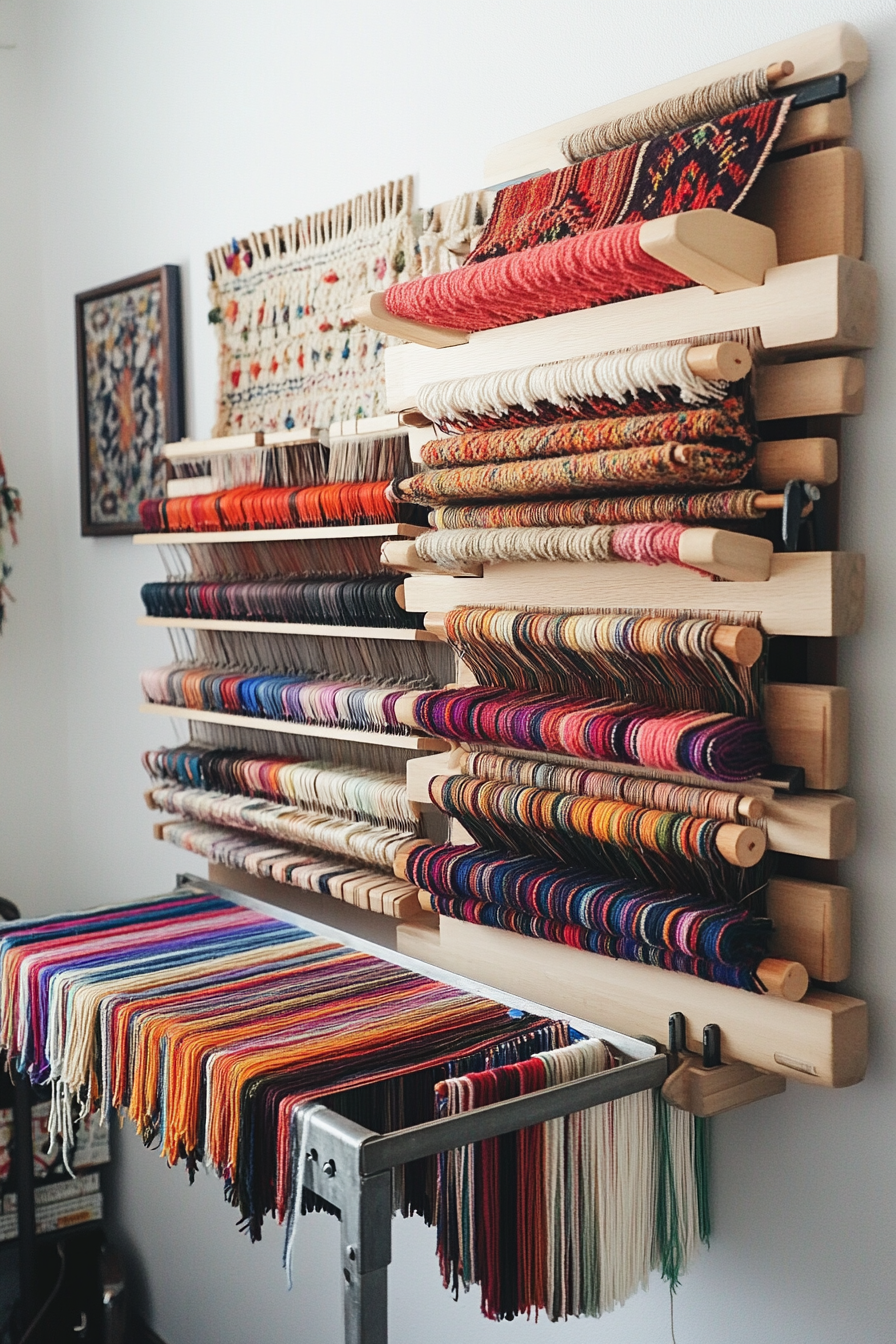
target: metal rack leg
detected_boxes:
[341,1171,391,1344]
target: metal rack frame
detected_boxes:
[176,874,670,1344]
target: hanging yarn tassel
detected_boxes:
[382,222,692,334]
[428,489,767,530]
[393,441,752,506]
[143,746,415,827]
[407,842,770,987]
[439,608,760,716]
[417,342,742,433]
[404,687,771,782]
[138,480,398,534]
[462,750,753,823]
[141,575,420,629]
[418,398,753,468]
[561,69,775,161]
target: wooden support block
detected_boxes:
[482,22,868,181]
[741,147,863,264]
[675,529,772,582]
[764,682,849,790]
[662,1054,786,1117]
[774,94,852,152]
[385,256,878,411]
[396,920,443,959]
[756,438,838,490]
[403,551,865,639]
[754,356,864,420]
[766,791,856,859]
[639,211,777,291]
[432,917,867,1086]
[767,877,851,983]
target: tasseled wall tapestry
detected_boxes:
[208,180,419,434]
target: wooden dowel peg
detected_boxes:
[394,584,406,611]
[738,795,766,821]
[767,59,796,83]
[676,529,773,582]
[684,341,752,381]
[759,957,810,1002]
[393,691,426,729]
[399,410,433,429]
[716,824,767,867]
[418,889,435,912]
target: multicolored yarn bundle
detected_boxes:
[138,480,396,534]
[561,70,780,160]
[426,773,762,895]
[141,575,420,629]
[405,687,771,782]
[440,607,760,715]
[471,100,789,262]
[0,892,706,1319]
[382,221,692,334]
[141,664,414,737]
[143,746,414,826]
[149,783,415,871]
[208,179,419,433]
[434,1039,708,1319]
[406,844,770,991]
[462,749,753,823]
[416,343,739,434]
[394,441,751,505]
[416,521,704,569]
[418,397,753,467]
[427,489,767,530]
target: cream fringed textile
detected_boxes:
[208,179,418,434]
[417,191,491,276]
[561,68,772,161]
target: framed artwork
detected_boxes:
[76,265,185,536]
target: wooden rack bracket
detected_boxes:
[755,437,838,490]
[639,210,778,292]
[767,877,851,984]
[402,551,865,639]
[764,682,849,791]
[662,1054,786,1117]
[353,290,469,350]
[754,355,864,420]
[395,917,867,1087]
[774,93,852,153]
[384,256,877,411]
[741,146,863,266]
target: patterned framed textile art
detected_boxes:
[75,266,185,536]
[207,178,417,435]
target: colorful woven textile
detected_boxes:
[396,442,751,505]
[429,489,766,529]
[407,844,768,990]
[140,576,419,629]
[439,607,759,715]
[138,481,396,534]
[406,687,771,781]
[418,398,753,467]
[208,180,418,433]
[470,100,790,263]
[382,221,691,334]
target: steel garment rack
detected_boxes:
[176,874,669,1344]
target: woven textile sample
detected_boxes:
[208,179,418,434]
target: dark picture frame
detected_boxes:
[76,265,185,536]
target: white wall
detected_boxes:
[1,0,894,1339]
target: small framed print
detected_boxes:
[76,265,185,536]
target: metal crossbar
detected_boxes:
[174,874,668,1344]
